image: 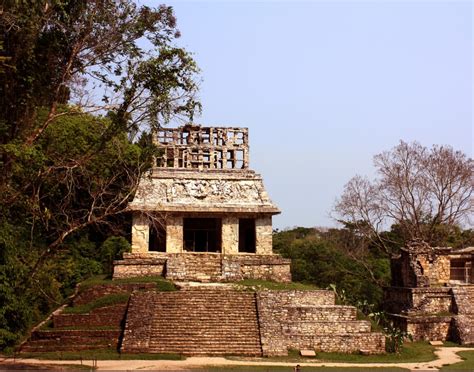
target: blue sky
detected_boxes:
[141,1,472,229]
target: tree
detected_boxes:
[334,141,473,253]
[1,0,200,147]
[0,0,200,273]
[0,1,201,348]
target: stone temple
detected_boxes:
[113,124,292,282]
[21,125,387,356]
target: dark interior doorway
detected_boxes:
[149,223,166,252]
[183,218,222,252]
[239,218,256,253]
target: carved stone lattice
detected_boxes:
[155,125,249,170]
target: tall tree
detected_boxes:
[0,0,201,267]
[334,141,473,253]
[0,0,200,147]
[0,1,201,348]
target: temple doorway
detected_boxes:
[183,218,222,252]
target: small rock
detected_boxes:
[300,349,316,357]
[429,340,444,346]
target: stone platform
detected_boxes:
[113,252,292,283]
[384,285,474,344]
[21,282,386,356]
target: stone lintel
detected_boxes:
[128,205,280,214]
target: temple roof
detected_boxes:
[129,169,280,214]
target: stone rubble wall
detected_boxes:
[383,287,452,315]
[256,290,385,356]
[450,287,474,345]
[286,333,385,354]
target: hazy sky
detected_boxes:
[141,1,472,229]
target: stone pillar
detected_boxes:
[131,213,149,253]
[166,215,183,253]
[222,216,238,254]
[256,215,273,255]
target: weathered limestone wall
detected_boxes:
[112,254,166,279]
[418,255,451,285]
[166,215,183,253]
[113,253,291,282]
[222,216,238,254]
[131,214,149,253]
[255,216,273,255]
[384,287,453,314]
[391,315,452,341]
[256,290,385,356]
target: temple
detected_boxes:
[113,124,291,282]
[384,239,474,345]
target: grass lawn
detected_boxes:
[316,342,436,363]
[17,349,184,361]
[232,342,436,364]
[440,351,474,370]
[78,275,177,291]
[194,367,409,372]
[0,362,92,370]
[235,279,319,291]
[63,293,130,314]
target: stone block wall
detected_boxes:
[256,290,385,356]
[113,253,291,282]
[112,255,166,279]
[391,314,452,341]
[383,287,452,315]
[418,254,451,286]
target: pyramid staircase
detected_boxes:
[19,283,154,353]
[122,289,262,356]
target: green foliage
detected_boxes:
[0,0,200,351]
[99,237,131,275]
[274,227,390,308]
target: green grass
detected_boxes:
[316,341,436,363]
[78,275,177,292]
[18,349,184,360]
[440,351,474,370]
[252,342,435,364]
[194,367,409,372]
[235,279,319,291]
[63,293,130,314]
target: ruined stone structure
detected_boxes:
[385,240,474,344]
[113,125,291,282]
[22,125,387,356]
[22,283,386,355]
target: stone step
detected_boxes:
[21,344,116,352]
[282,320,372,335]
[286,305,358,322]
[122,289,262,356]
[31,329,121,340]
[287,332,386,354]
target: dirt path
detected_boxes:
[1,347,472,371]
